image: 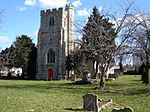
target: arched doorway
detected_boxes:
[48,69,53,80]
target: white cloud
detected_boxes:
[75,35,82,41]
[24,0,36,6]
[0,36,12,43]
[111,14,150,29]
[72,0,82,7]
[39,0,67,8]
[34,30,38,37]
[77,8,90,16]
[99,6,103,12]
[19,7,27,11]
[133,14,150,25]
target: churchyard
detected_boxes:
[0,75,149,112]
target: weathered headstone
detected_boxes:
[82,72,91,82]
[83,93,99,112]
[112,108,118,112]
[105,78,115,81]
[124,107,133,112]
[7,72,12,78]
[116,73,119,78]
[109,74,118,79]
[112,107,133,112]
[58,75,62,80]
[71,75,76,81]
[83,93,113,112]
[114,69,120,77]
[120,72,123,76]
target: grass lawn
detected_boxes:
[0,75,149,112]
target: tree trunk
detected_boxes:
[67,70,70,80]
[99,63,110,88]
[22,67,27,79]
[7,68,11,79]
[145,53,149,85]
[119,55,123,73]
[94,61,99,79]
[99,71,106,88]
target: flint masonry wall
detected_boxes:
[36,4,74,80]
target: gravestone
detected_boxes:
[83,93,99,112]
[71,75,76,81]
[109,74,118,79]
[58,75,62,80]
[105,78,115,81]
[124,108,133,112]
[114,69,120,77]
[83,93,113,112]
[7,72,12,78]
[112,107,133,112]
[82,72,91,82]
[119,72,123,76]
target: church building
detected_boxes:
[36,4,74,80]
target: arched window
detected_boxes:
[47,50,55,63]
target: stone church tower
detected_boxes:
[36,4,74,80]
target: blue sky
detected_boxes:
[0,0,150,51]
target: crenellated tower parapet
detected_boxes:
[40,8,64,16]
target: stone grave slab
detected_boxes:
[83,93,99,112]
[71,75,76,81]
[112,107,133,112]
[83,93,113,112]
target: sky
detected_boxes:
[0,0,150,51]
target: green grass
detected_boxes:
[0,75,149,112]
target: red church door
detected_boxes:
[48,69,53,80]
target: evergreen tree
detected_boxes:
[81,6,116,87]
[66,49,88,78]
[0,45,16,78]
[26,46,37,79]
[72,50,88,76]
[14,35,35,78]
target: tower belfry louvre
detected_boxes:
[36,4,74,80]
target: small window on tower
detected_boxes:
[49,17,54,26]
[52,17,54,26]
[49,37,52,43]
[49,18,52,26]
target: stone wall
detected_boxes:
[36,4,74,80]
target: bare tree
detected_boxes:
[128,11,150,84]
[132,14,150,64]
[78,0,143,88]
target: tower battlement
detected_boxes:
[40,7,64,16]
[40,3,74,16]
[66,3,74,9]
